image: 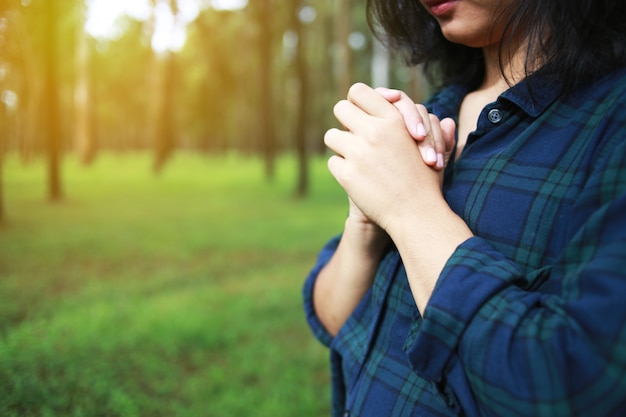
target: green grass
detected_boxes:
[0,152,346,417]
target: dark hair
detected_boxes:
[366,0,626,93]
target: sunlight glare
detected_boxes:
[85,0,208,53]
[85,0,151,40]
[86,0,248,45]
[210,0,248,11]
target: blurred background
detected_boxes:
[0,0,430,415]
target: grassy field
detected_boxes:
[0,153,347,417]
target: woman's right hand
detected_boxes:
[346,86,456,230]
[376,87,455,170]
[314,85,455,336]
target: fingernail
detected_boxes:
[437,154,445,169]
[417,123,427,137]
[426,148,437,163]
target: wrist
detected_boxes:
[344,216,391,258]
[387,202,473,312]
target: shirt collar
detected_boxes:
[426,84,468,121]
[500,74,562,117]
[429,73,562,120]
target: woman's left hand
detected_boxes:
[325,82,472,312]
[375,87,454,170]
[325,82,455,232]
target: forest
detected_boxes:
[0,0,429,217]
[0,1,435,415]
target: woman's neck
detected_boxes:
[479,42,527,95]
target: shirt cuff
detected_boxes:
[406,236,522,382]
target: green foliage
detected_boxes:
[0,153,345,416]
[0,1,425,159]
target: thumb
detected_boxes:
[440,117,456,166]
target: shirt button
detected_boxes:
[487,108,502,124]
[343,412,350,417]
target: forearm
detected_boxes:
[407,235,626,417]
[313,217,390,336]
[386,196,473,313]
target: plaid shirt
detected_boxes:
[303,67,626,417]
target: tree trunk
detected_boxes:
[153,51,176,173]
[74,1,96,165]
[152,0,178,173]
[294,1,309,197]
[0,104,5,224]
[335,0,352,97]
[409,65,430,103]
[313,0,335,154]
[44,0,62,201]
[259,0,276,181]
[371,35,390,88]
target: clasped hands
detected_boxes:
[325,82,456,234]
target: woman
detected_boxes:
[303,0,626,416]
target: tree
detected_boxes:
[335,0,352,97]
[153,51,177,173]
[152,0,179,173]
[0,101,5,224]
[257,0,276,181]
[293,2,309,197]
[43,0,62,201]
[371,34,390,88]
[74,0,96,165]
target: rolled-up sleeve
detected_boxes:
[303,234,342,347]
[406,142,626,416]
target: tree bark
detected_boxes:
[44,0,62,201]
[335,0,352,97]
[74,0,96,165]
[294,1,309,197]
[153,51,176,173]
[259,0,276,181]
[0,104,5,223]
[153,0,178,173]
[371,35,390,88]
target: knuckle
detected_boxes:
[333,100,348,115]
[415,103,428,114]
[347,82,368,99]
[428,113,441,123]
[369,123,388,140]
[323,129,333,145]
[324,128,343,147]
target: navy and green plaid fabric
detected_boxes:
[303,67,626,417]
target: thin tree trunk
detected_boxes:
[409,65,430,103]
[314,0,335,154]
[335,0,352,97]
[153,51,176,173]
[294,1,309,197]
[153,0,178,173]
[371,35,390,88]
[0,105,5,224]
[74,1,96,165]
[259,0,276,181]
[45,0,62,201]
[11,8,39,163]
